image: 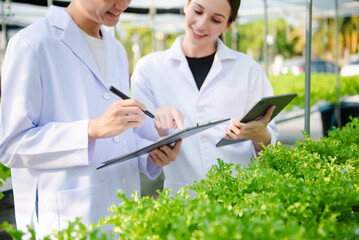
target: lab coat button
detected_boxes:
[121,177,126,184]
[114,136,120,143]
[202,138,208,143]
[198,108,204,113]
[104,92,111,100]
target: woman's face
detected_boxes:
[183,0,232,48]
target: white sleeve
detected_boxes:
[131,57,163,179]
[250,60,279,155]
[132,57,161,141]
[135,136,162,180]
[0,37,89,169]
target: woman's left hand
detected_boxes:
[224,105,275,149]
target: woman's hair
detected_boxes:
[227,0,241,24]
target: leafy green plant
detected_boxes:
[0,163,11,200]
[100,116,359,239]
[3,118,359,239]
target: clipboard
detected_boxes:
[97,118,230,170]
[216,93,297,147]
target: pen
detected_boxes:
[109,86,156,119]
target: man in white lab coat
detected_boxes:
[0,0,181,238]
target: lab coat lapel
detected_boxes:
[200,39,236,91]
[61,19,105,86]
[178,58,198,90]
[201,54,222,90]
[169,37,199,91]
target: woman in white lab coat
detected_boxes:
[131,0,278,194]
[0,0,181,238]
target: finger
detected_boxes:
[122,98,148,112]
[262,105,276,123]
[159,140,181,162]
[158,145,172,157]
[229,120,241,135]
[114,104,146,119]
[118,100,148,119]
[156,114,169,129]
[172,139,182,155]
[148,153,165,167]
[125,121,143,129]
[230,125,241,135]
[124,113,146,122]
[164,113,175,129]
[151,149,169,165]
[230,119,241,127]
[224,126,237,139]
[172,112,185,129]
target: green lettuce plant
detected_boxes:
[0,163,11,200]
[2,118,359,239]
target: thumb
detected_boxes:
[262,105,276,123]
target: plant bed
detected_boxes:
[2,118,359,239]
[319,102,359,136]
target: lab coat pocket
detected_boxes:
[210,87,247,119]
[56,181,111,229]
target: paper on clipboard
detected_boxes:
[97,118,230,170]
[216,93,297,147]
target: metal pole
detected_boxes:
[304,0,312,135]
[263,0,268,75]
[47,0,53,7]
[231,24,238,51]
[334,0,341,128]
[150,0,156,52]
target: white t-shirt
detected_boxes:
[82,31,106,79]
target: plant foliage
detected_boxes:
[0,163,11,200]
[2,118,359,239]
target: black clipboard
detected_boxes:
[216,93,297,147]
[97,118,230,170]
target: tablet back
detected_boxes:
[216,93,297,147]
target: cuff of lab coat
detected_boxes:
[138,154,162,180]
[252,125,278,157]
[268,126,278,145]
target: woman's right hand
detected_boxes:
[154,105,185,137]
[88,99,147,142]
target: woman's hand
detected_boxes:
[148,139,182,167]
[88,99,147,142]
[154,105,185,137]
[224,105,275,150]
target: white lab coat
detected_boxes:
[132,36,278,193]
[0,6,161,238]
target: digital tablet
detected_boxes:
[97,118,230,170]
[216,93,297,147]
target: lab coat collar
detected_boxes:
[47,6,106,87]
[167,35,237,62]
[167,35,237,91]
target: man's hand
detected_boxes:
[148,139,182,167]
[88,99,147,142]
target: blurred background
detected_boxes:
[0,0,358,74]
